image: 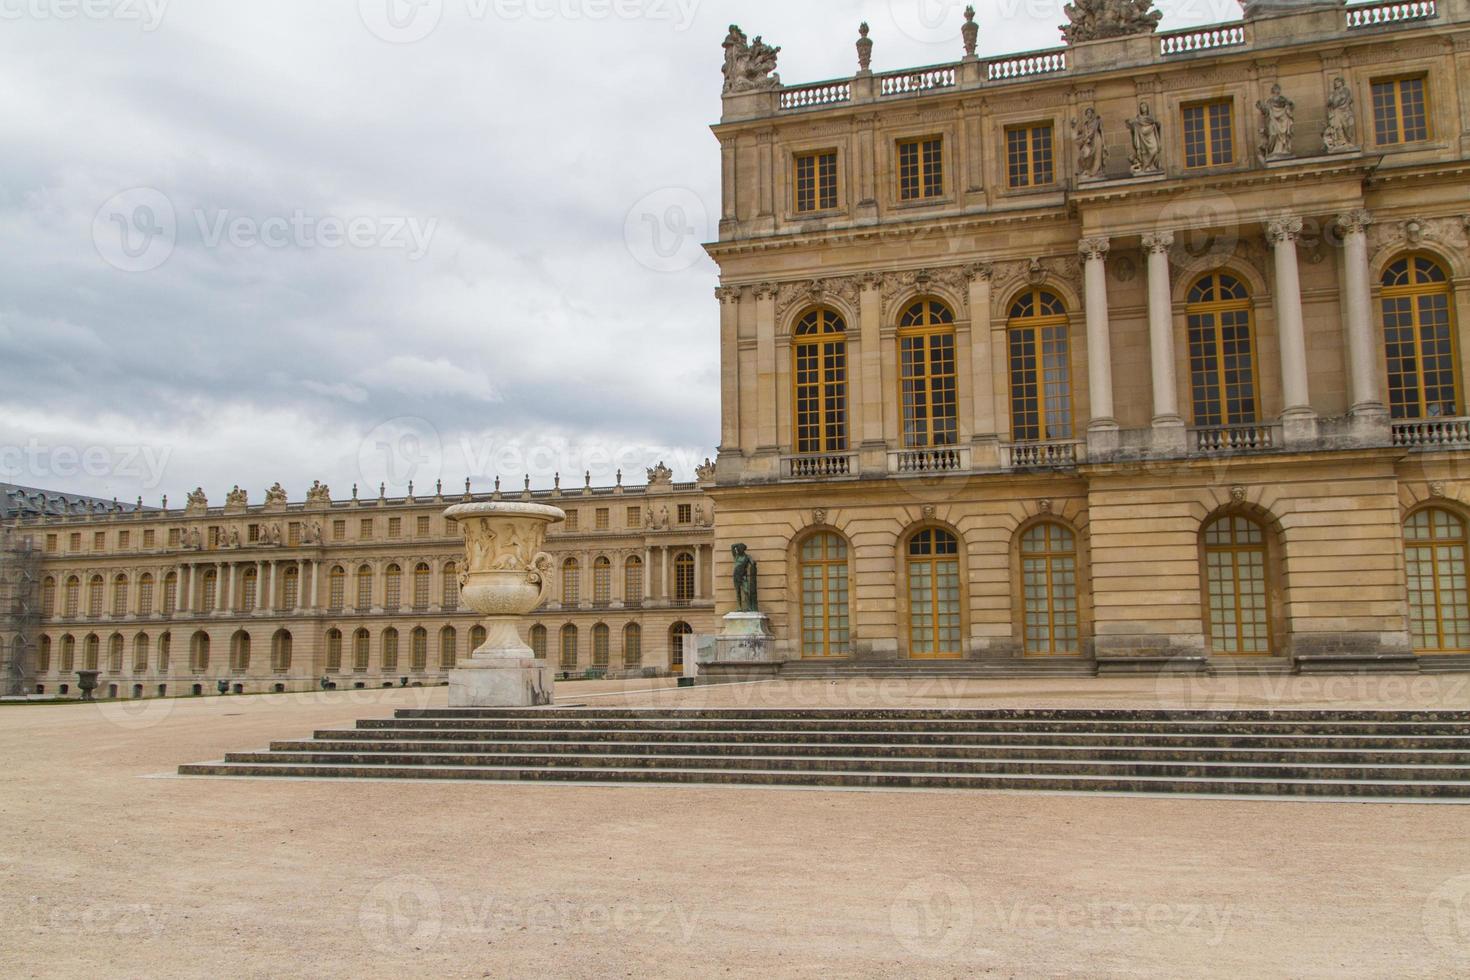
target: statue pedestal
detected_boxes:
[709,612,777,664]
[450,620,553,708]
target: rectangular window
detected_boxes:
[595,508,610,531]
[93,531,106,550]
[388,517,402,539]
[1372,76,1429,145]
[417,515,431,536]
[678,504,693,525]
[119,531,130,549]
[69,533,81,552]
[208,527,221,549]
[1005,124,1054,188]
[565,510,579,532]
[142,529,155,548]
[897,137,944,201]
[46,534,57,553]
[248,524,260,543]
[332,520,346,542]
[167,528,180,548]
[359,519,373,540]
[627,506,641,528]
[288,522,301,546]
[794,150,838,213]
[1183,100,1234,168]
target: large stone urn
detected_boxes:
[444,502,566,708]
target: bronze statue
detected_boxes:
[732,543,759,613]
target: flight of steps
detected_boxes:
[178,708,1470,800]
[776,659,1098,680]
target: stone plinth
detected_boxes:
[708,612,777,664]
[451,657,554,708]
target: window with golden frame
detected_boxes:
[1186,273,1258,427]
[1007,289,1072,442]
[593,556,612,607]
[1405,509,1470,654]
[1005,123,1054,188]
[560,625,579,671]
[1372,75,1430,145]
[907,529,962,659]
[1021,523,1079,655]
[799,532,850,659]
[592,624,610,669]
[674,552,696,605]
[1202,516,1270,655]
[670,622,693,671]
[1382,255,1458,420]
[561,558,580,605]
[792,308,849,454]
[794,150,839,213]
[1182,100,1234,169]
[897,136,944,201]
[899,300,959,448]
[624,556,644,605]
[623,624,642,668]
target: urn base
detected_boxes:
[450,658,554,708]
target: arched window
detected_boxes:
[624,557,644,606]
[133,633,149,673]
[440,627,457,669]
[907,529,962,659]
[38,636,51,674]
[1020,524,1079,655]
[381,628,399,671]
[201,570,218,612]
[281,566,298,610]
[1007,289,1071,442]
[241,566,257,612]
[107,633,123,673]
[384,564,402,611]
[1187,273,1257,427]
[272,630,293,673]
[411,628,428,672]
[441,562,458,611]
[1202,515,1271,655]
[190,632,210,673]
[42,577,56,618]
[356,566,373,612]
[163,572,178,615]
[328,567,346,611]
[800,532,850,659]
[593,557,612,607]
[560,625,579,671]
[530,624,548,660]
[670,622,694,672]
[793,307,849,454]
[674,552,695,606]
[138,574,154,617]
[562,559,580,606]
[1383,255,1458,419]
[1405,508,1470,654]
[84,634,100,671]
[592,624,610,668]
[353,629,371,672]
[88,576,104,617]
[158,633,171,674]
[61,635,75,674]
[231,631,251,673]
[623,624,642,668]
[414,562,432,610]
[64,577,80,618]
[471,625,487,652]
[112,575,129,617]
[899,299,958,448]
[325,628,343,673]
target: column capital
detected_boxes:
[859,270,884,291]
[714,285,743,304]
[1078,237,1111,261]
[1335,209,1373,236]
[1266,215,1304,245]
[1140,232,1174,253]
[963,262,994,283]
[752,282,778,301]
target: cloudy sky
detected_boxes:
[0,0,1239,506]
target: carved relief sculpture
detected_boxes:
[264,482,288,508]
[185,488,208,515]
[1061,0,1163,45]
[1256,84,1295,161]
[1323,77,1358,153]
[1126,102,1163,174]
[722,25,781,95]
[305,481,331,506]
[1072,107,1108,180]
[646,461,674,486]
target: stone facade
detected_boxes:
[6,476,715,697]
[705,2,1470,671]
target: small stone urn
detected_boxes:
[76,670,100,702]
[444,501,566,707]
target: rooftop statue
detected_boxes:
[1060,0,1163,45]
[722,25,781,95]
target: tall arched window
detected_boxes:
[440,627,457,669]
[88,576,104,617]
[282,566,298,609]
[530,624,548,660]
[328,567,346,611]
[1020,524,1079,655]
[1202,515,1271,655]
[1187,272,1257,427]
[560,625,579,671]
[353,629,371,672]
[411,628,428,672]
[384,564,402,611]
[623,624,642,668]
[64,577,80,618]
[138,574,154,617]
[241,567,257,612]
[1383,255,1458,419]
[132,633,149,673]
[381,628,399,671]
[201,570,218,612]
[592,624,610,668]
[899,299,958,448]
[38,636,52,674]
[670,622,694,672]
[163,572,178,615]
[42,577,56,618]
[793,307,849,454]
[674,552,696,606]
[800,532,850,659]
[414,563,432,610]
[593,557,612,607]
[1405,508,1470,654]
[112,575,129,617]
[441,563,458,611]
[272,630,293,673]
[562,559,580,606]
[85,634,100,671]
[61,635,75,674]
[907,529,962,659]
[107,633,124,672]
[356,566,373,612]
[190,632,210,673]
[624,557,644,606]
[231,631,251,673]
[325,629,342,673]
[1007,289,1071,442]
[158,633,171,674]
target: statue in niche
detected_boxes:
[1072,107,1108,180]
[1322,78,1358,153]
[722,25,781,95]
[1256,83,1295,161]
[1126,102,1163,174]
[732,544,760,614]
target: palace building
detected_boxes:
[704,1,1470,673]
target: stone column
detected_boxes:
[294,559,305,610]
[754,284,778,466]
[185,564,196,613]
[661,548,671,607]
[255,560,265,612]
[216,562,227,613]
[717,286,741,454]
[263,561,275,612]
[1267,215,1317,442]
[1338,209,1388,423]
[307,560,318,610]
[858,275,885,475]
[1079,237,1119,453]
[693,546,703,601]
[1142,233,1186,453]
[643,546,652,602]
[967,265,998,465]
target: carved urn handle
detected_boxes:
[528,553,556,607]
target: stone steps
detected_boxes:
[179,708,1470,799]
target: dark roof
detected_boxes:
[0,484,152,521]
